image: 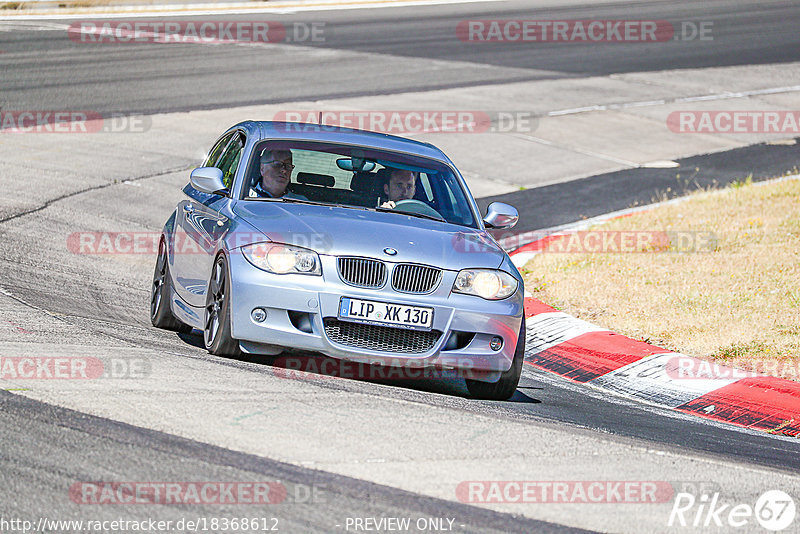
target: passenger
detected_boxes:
[380,169,417,209]
[249,149,307,200]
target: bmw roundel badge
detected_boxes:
[383,247,398,256]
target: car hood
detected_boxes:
[233,201,506,271]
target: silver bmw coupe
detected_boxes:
[151,121,525,399]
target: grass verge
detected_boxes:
[521,175,800,381]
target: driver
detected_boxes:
[380,169,416,209]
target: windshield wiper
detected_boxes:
[374,207,446,222]
[249,197,445,222]
[277,198,332,207]
[249,197,329,207]
[250,197,370,210]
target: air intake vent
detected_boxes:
[337,257,387,289]
[324,318,441,353]
[391,264,442,294]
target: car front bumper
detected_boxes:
[227,253,524,378]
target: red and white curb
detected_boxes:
[509,218,800,439]
[517,292,800,438]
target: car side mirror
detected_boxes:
[190,167,228,196]
[483,202,518,229]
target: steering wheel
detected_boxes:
[393,199,445,221]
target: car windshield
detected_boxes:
[242,140,477,228]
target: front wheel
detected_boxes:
[204,255,242,357]
[151,239,192,333]
[465,316,525,400]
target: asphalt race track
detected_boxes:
[1,0,799,114]
[1,1,800,532]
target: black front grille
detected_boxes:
[337,257,387,289]
[391,264,442,294]
[324,318,441,354]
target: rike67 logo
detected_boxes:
[669,490,796,531]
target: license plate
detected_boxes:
[338,297,434,331]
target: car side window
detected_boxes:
[204,132,235,168]
[429,172,473,226]
[215,134,245,189]
[418,173,434,203]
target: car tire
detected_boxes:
[151,238,192,333]
[204,254,242,357]
[465,316,525,401]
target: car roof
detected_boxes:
[231,120,452,163]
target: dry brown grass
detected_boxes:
[521,176,800,381]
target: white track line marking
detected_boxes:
[549,85,800,117]
[509,132,641,167]
[0,21,69,30]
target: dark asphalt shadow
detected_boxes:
[481,138,800,237]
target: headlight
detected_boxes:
[452,269,517,300]
[241,243,321,275]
